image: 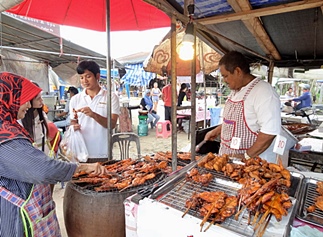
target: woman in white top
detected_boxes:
[151,82,161,112]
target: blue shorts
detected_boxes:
[152,96,159,102]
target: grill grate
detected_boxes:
[158,167,257,236]
[298,178,323,226]
[157,167,299,237]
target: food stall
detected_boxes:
[123,152,323,237]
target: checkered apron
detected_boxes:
[220,79,260,156]
[0,184,61,237]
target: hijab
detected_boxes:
[143,89,153,110]
[0,72,42,144]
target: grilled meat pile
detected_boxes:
[307,181,323,213]
[183,153,293,237]
[72,158,180,192]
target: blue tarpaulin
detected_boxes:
[122,63,155,87]
[100,69,119,79]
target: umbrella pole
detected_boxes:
[170,15,178,172]
[106,0,113,160]
[199,41,207,128]
[190,24,197,163]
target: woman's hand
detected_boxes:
[76,163,109,176]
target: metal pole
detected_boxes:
[199,40,207,128]
[190,24,197,162]
[170,15,178,172]
[106,0,113,159]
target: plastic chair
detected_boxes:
[156,121,172,138]
[111,132,141,160]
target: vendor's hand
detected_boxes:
[77,106,94,118]
[204,130,218,141]
[228,153,244,160]
[76,163,108,176]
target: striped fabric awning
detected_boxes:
[122,63,156,87]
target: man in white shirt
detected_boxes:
[204,51,281,163]
[70,60,120,162]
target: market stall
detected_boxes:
[124,152,323,237]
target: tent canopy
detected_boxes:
[0,12,107,68]
[148,0,323,69]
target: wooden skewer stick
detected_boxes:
[254,209,270,231]
[182,192,197,218]
[252,202,262,226]
[257,213,272,237]
[200,201,217,232]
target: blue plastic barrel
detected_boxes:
[59,86,65,99]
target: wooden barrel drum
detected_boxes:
[63,182,137,237]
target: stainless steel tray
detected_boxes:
[297,177,323,227]
[156,167,303,237]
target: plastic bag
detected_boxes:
[59,126,89,162]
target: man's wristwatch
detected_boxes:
[244,152,251,160]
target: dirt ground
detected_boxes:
[53,96,194,236]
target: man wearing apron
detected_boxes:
[205,51,281,163]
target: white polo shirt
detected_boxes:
[69,88,120,158]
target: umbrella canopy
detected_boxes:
[6,0,170,31]
[143,28,222,76]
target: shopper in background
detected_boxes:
[161,78,172,130]
[70,60,120,162]
[151,82,161,112]
[54,86,79,131]
[0,72,108,237]
[204,51,281,163]
[285,87,294,99]
[177,83,188,106]
[140,89,160,129]
[290,84,312,110]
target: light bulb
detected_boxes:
[179,42,194,60]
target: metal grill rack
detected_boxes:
[158,167,254,236]
[297,178,323,227]
[156,167,300,237]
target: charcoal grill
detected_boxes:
[72,171,166,193]
[140,166,303,237]
[297,177,323,227]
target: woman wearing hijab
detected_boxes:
[140,89,160,129]
[0,72,108,236]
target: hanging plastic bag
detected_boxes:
[60,126,89,162]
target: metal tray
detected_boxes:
[297,177,323,227]
[156,167,302,237]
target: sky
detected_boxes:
[60,26,170,59]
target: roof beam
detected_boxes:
[227,0,281,60]
[197,0,323,25]
[145,0,270,62]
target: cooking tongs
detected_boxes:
[132,156,207,203]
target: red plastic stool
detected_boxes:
[156,121,171,138]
